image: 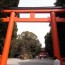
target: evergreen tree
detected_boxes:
[45,0,65,57]
[16,31,41,59]
[0,0,19,56]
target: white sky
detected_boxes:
[17,0,56,48]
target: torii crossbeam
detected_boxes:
[1,6,65,65]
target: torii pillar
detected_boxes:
[51,11,61,60]
[0,11,15,65]
[1,7,65,65]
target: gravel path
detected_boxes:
[7,58,54,65]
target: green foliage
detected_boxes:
[16,31,41,59]
[54,0,65,6]
[45,31,54,57]
[57,22,65,57]
[0,0,19,56]
[9,39,18,57]
[55,0,65,57]
[9,23,18,57]
[45,0,65,58]
[0,21,8,54]
[0,0,19,9]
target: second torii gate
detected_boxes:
[1,7,65,65]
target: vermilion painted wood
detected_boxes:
[1,7,65,65]
[0,11,15,65]
[2,17,51,22]
[2,9,65,13]
[51,11,61,62]
[2,17,65,22]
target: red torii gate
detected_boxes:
[1,7,65,65]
